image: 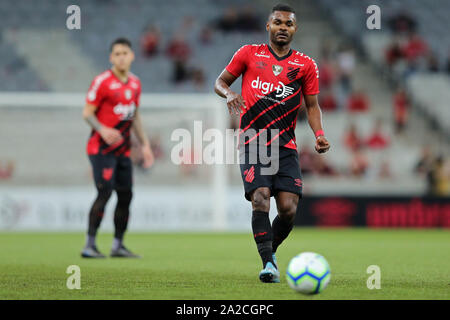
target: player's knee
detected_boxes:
[116,189,132,206]
[278,199,298,223]
[251,188,271,212]
[96,185,113,202]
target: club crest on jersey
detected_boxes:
[124,89,132,100]
[272,65,283,76]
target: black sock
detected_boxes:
[272,215,294,253]
[87,188,112,237]
[252,210,274,268]
[113,189,132,240]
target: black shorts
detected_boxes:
[88,154,133,190]
[239,146,303,201]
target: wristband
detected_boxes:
[315,130,325,138]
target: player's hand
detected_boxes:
[315,136,330,154]
[226,91,247,115]
[141,144,154,169]
[99,126,123,145]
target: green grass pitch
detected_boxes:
[0,228,449,300]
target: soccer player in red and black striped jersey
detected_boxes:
[81,38,154,258]
[215,4,330,282]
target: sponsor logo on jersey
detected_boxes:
[272,64,283,76]
[255,53,270,58]
[251,76,294,98]
[255,61,268,69]
[288,60,304,67]
[113,102,136,120]
[109,82,122,90]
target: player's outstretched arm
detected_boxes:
[304,94,330,154]
[82,103,122,145]
[131,110,154,168]
[214,69,247,115]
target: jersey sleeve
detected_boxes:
[86,75,107,107]
[225,45,250,77]
[136,82,141,107]
[302,59,320,96]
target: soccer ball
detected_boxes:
[286,252,331,294]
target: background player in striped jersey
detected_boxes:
[81,38,154,258]
[215,4,330,282]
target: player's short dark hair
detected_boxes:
[110,37,132,52]
[272,3,295,14]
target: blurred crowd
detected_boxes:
[139,5,263,91]
[384,11,450,80]
[315,37,412,136]
[298,118,393,181]
[140,17,207,90]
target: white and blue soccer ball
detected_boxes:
[286,252,331,294]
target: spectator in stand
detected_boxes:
[299,147,316,177]
[428,155,450,196]
[343,123,364,151]
[426,52,440,72]
[314,155,338,176]
[385,38,405,68]
[336,43,356,96]
[166,33,191,83]
[199,25,214,45]
[215,7,239,32]
[366,119,390,150]
[388,11,417,34]
[214,6,261,33]
[393,86,410,134]
[191,66,206,91]
[181,16,195,34]
[349,148,369,177]
[0,160,14,179]
[403,32,428,63]
[347,88,370,112]
[414,145,434,177]
[236,5,261,32]
[402,31,428,78]
[140,24,161,58]
[318,47,336,90]
[319,88,338,112]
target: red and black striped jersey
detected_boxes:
[85,69,141,157]
[226,44,319,150]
